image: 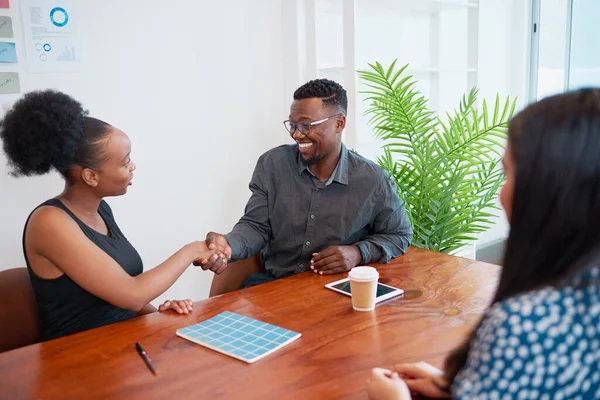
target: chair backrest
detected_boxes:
[0,268,40,353]
[209,253,263,297]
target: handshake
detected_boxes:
[193,232,232,275]
[192,231,364,276]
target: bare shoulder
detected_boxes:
[29,204,75,229]
[25,205,88,278]
[26,205,83,247]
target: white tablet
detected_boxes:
[325,277,404,303]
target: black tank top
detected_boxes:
[23,199,143,341]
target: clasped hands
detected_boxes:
[192,232,232,274]
[366,362,451,400]
[194,232,362,275]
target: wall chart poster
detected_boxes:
[21,0,79,73]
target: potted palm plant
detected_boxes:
[358,61,516,255]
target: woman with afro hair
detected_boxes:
[1,90,221,341]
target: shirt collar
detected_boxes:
[296,143,349,186]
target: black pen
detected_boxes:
[135,342,156,375]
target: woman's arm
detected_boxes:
[26,206,213,312]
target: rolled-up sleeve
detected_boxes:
[353,173,412,263]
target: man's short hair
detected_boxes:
[293,79,348,115]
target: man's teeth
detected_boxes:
[299,143,313,148]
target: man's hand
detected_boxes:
[193,232,232,275]
[310,245,362,275]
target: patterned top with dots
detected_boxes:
[452,266,600,399]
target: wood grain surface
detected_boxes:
[0,247,500,400]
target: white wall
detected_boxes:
[0,0,288,304]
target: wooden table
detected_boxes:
[0,248,500,400]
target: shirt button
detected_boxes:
[305,241,311,246]
[299,264,304,269]
[310,215,315,219]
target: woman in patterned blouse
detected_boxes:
[367,89,600,399]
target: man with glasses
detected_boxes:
[199,79,412,287]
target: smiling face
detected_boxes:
[288,98,346,166]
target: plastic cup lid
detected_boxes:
[348,266,379,282]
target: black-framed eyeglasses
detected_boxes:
[283,114,342,137]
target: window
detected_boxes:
[530,0,600,101]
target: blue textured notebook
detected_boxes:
[176,311,301,363]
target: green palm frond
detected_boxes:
[436,94,516,166]
[358,60,516,254]
[361,61,438,160]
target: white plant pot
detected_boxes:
[454,241,477,259]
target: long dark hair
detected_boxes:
[445,88,600,383]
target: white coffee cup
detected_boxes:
[349,266,379,311]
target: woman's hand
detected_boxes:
[392,362,451,399]
[158,299,193,314]
[192,238,230,275]
[366,368,412,400]
[188,241,216,261]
